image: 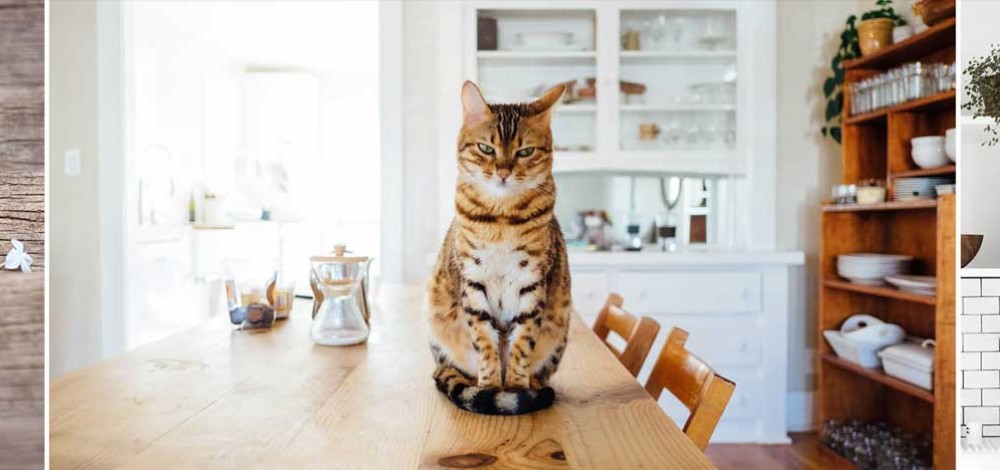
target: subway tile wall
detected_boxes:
[961,277,1000,437]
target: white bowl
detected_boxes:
[945,128,956,162]
[911,135,944,147]
[911,136,948,168]
[912,146,949,169]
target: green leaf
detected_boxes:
[826,96,841,121]
[823,77,836,97]
[831,127,842,144]
[821,127,828,137]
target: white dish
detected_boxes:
[935,184,954,195]
[885,274,936,294]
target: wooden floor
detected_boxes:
[706,433,852,470]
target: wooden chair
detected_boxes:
[592,294,660,377]
[644,327,736,451]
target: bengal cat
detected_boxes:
[425,81,572,415]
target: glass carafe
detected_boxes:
[309,246,371,346]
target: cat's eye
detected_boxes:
[477,143,495,155]
[515,147,535,158]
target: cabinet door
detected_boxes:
[570,270,610,325]
[616,6,738,174]
[469,6,600,171]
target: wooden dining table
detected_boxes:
[51,285,715,469]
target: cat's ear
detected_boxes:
[461,81,490,125]
[528,84,566,125]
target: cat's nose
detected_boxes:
[497,169,511,182]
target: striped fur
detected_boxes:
[425,81,572,415]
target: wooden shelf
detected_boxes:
[823,279,937,305]
[843,17,956,71]
[822,199,937,213]
[890,165,955,179]
[844,90,955,125]
[822,354,935,403]
[824,16,954,468]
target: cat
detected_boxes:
[425,81,572,415]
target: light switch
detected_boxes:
[65,149,81,176]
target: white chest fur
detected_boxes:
[462,241,536,323]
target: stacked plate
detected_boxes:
[885,274,936,296]
[893,177,954,201]
[837,253,913,285]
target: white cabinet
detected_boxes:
[463,1,775,177]
[568,251,801,444]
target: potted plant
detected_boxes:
[963,44,1000,146]
[858,0,907,55]
[821,16,860,144]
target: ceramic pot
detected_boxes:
[962,234,985,268]
[858,18,894,56]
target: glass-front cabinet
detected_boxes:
[463,2,774,250]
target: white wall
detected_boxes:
[960,0,1000,268]
[50,2,104,376]
[776,0,865,401]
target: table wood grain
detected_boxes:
[51,286,715,469]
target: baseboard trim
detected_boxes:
[787,390,815,432]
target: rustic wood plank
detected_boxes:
[51,287,715,469]
[0,172,43,267]
[0,270,43,470]
[0,0,43,170]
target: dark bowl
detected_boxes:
[962,234,985,268]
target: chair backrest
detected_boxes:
[592,293,660,377]
[643,327,736,450]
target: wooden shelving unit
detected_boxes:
[818,19,955,470]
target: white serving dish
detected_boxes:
[824,331,885,368]
[935,184,954,195]
[824,315,905,368]
[878,338,934,390]
[945,128,956,161]
[515,31,574,50]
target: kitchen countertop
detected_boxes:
[50,285,715,469]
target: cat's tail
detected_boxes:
[433,366,555,415]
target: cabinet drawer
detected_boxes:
[616,271,762,314]
[636,316,762,375]
[570,271,610,325]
